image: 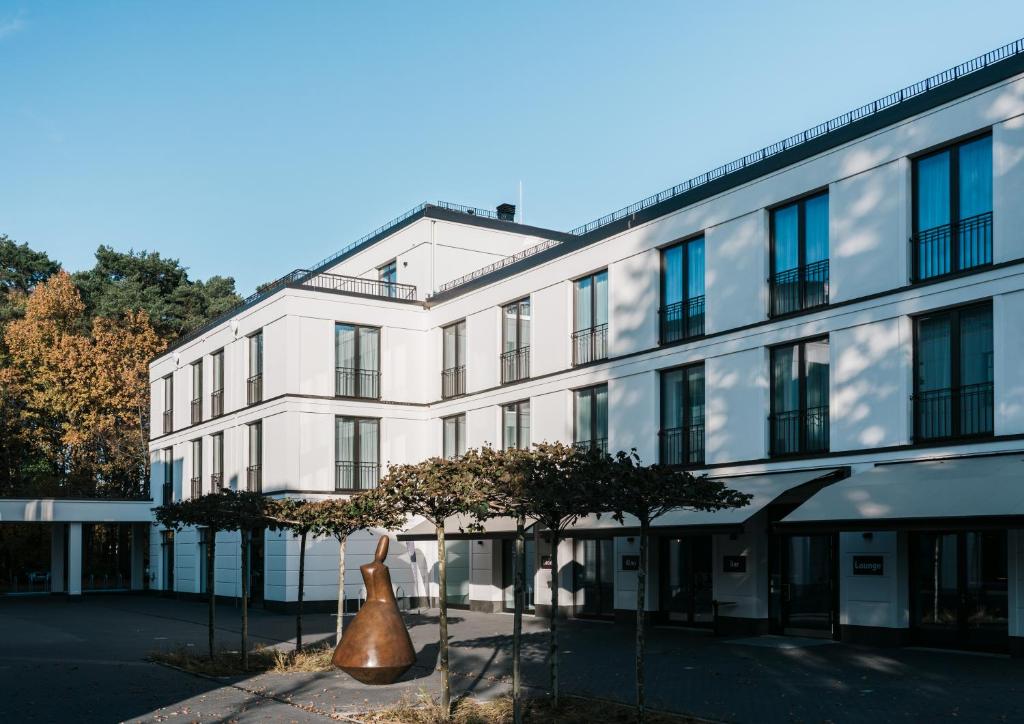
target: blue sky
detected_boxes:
[2,2,1023,295]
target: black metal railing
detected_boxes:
[572,324,608,365]
[246,464,262,493]
[501,347,530,384]
[436,239,563,295]
[296,270,417,301]
[162,409,173,434]
[769,406,830,456]
[913,382,993,441]
[247,374,263,405]
[336,367,381,399]
[211,389,223,418]
[659,424,705,466]
[190,398,202,425]
[573,438,608,454]
[190,476,202,498]
[442,366,466,399]
[770,260,829,317]
[912,211,992,282]
[162,482,173,505]
[210,472,223,491]
[659,297,705,344]
[336,462,380,491]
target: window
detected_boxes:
[247,421,262,492]
[501,299,531,384]
[442,320,466,398]
[378,260,398,297]
[913,302,993,441]
[660,237,705,343]
[335,323,381,399]
[574,385,608,452]
[191,360,203,424]
[191,439,203,498]
[211,349,224,418]
[162,446,174,504]
[502,400,530,450]
[162,375,173,434]
[443,414,467,458]
[247,331,263,405]
[336,416,380,490]
[770,193,829,316]
[211,432,224,491]
[913,134,992,281]
[573,271,608,365]
[660,364,705,465]
[770,338,829,456]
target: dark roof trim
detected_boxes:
[774,514,1024,533]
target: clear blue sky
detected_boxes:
[2,2,1023,295]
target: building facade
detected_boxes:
[146,40,1024,654]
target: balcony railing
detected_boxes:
[659,297,705,344]
[246,464,262,493]
[190,476,202,498]
[770,260,829,317]
[336,461,380,491]
[190,398,202,425]
[336,367,381,399]
[572,324,608,366]
[573,438,608,454]
[247,374,263,405]
[912,211,992,282]
[162,409,173,434]
[210,472,223,491]
[442,366,466,399]
[210,389,224,418]
[769,406,830,456]
[659,424,705,466]
[501,347,530,384]
[913,382,993,441]
[162,482,173,505]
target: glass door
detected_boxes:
[444,539,471,608]
[660,536,713,626]
[501,537,536,613]
[575,538,614,618]
[777,534,836,637]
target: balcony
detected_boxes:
[913,382,993,442]
[162,409,173,434]
[659,424,705,466]
[336,367,381,400]
[190,398,202,425]
[190,476,202,498]
[769,406,829,456]
[659,297,705,344]
[210,389,224,418]
[336,461,380,491]
[441,366,466,399]
[912,211,992,282]
[500,347,530,385]
[246,374,263,405]
[572,324,608,366]
[770,260,829,317]
[573,438,608,454]
[210,472,223,491]
[246,464,262,493]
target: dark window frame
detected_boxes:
[769,335,830,457]
[162,446,174,504]
[501,298,531,384]
[162,374,174,434]
[190,438,203,498]
[502,400,531,450]
[210,431,224,491]
[335,322,382,399]
[768,189,830,317]
[658,362,705,467]
[191,359,203,424]
[247,330,264,406]
[659,234,706,343]
[442,413,467,459]
[247,420,262,492]
[210,348,225,418]
[572,271,609,365]
[335,415,381,491]
[573,384,608,453]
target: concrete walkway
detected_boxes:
[1,594,1023,722]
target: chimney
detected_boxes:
[496,203,516,222]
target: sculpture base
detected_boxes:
[336,663,413,686]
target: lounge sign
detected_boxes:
[852,555,884,576]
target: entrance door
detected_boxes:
[774,534,836,637]
[910,530,1008,651]
[660,536,713,625]
[444,539,470,608]
[575,538,614,618]
[501,537,536,613]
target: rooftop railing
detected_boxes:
[436,238,563,294]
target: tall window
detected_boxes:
[770,338,829,456]
[379,260,398,297]
[914,302,993,441]
[336,416,380,490]
[660,364,705,465]
[191,360,203,424]
[501,299,531,384]
[211,432,224,491]
[573,271,608,365]
[191,439,203,498]
[660,236,705,343]
[502,401,530,450]
[335,323,381,399]
[211,349,224,418]
[247,331,263,405]
[443,414,467,458]
[770,193,829,316]
[574,385,608,452]
[913,135,993,281]
[247,421,262,492]
[162,374,173,434]
[442,320,466,399]
[162,446,174,504]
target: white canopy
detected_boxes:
[780,453,1024,530]
[397,514,536,540]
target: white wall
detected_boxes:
[705,348,769,464]
[838,531,909,630]
[705,212,767,333]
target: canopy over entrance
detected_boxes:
[397,515,536,541]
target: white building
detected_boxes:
[141,39,1024,655]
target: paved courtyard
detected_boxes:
[1,594,1023,723]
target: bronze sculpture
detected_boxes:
[332,535,416,685]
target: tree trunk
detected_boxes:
[336,535,347,645]
[297,530,307,652]
[513,514,525,724]
[548,529,560,708]
[436,523,451,714]
[635,522,649,724]
[207,531,217,660]
[240,529,250,671]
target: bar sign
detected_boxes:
[723,555,746,573]
[853,555,884,576]
[621,555,640,571]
